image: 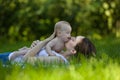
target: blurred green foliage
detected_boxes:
[0,0,120,42]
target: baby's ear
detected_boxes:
[58,31,61,34]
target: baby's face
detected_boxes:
[59,24,72,42]
[65,36,85,50]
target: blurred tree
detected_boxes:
[0,0,120,42]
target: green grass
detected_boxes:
[0,37,120,80]
[0,41,32,53]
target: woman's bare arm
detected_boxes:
[60,50,76,58]
[9,40,41,60]
[9,49,29,60]
[23,41,45,58]
[23,32,55,59]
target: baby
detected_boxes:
[64,36,96,57]
[9,21,72,62]
[45,21,71,56]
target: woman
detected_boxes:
[0,36,96,64]
[62,36,96,58]
[0,32,56,64]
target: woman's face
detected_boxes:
[65,36,85,50]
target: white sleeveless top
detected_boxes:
[9,48,68,64]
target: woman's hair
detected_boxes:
[74,38,96,57]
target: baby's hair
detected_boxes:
[74,38,96,57]
[54,21,71,35]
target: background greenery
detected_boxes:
[0,0,120,42]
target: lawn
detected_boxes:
[0,37,120,80]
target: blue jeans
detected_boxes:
[0,52,11,64]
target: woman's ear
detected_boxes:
[71,49,76,54]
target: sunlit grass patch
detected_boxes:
[1,58,120,80]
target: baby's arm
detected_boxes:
[45,40,56,56]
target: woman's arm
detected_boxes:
[9,49,29,60]
[9,40,41,60]
[23,41,45,58]
[23,32,55,59]
[60,50,76,58]
[60,51,71,58]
